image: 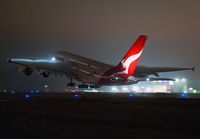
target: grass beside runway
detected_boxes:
[0,92,200,138]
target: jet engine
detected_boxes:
[18,67,33,76]
[40,71,50,78]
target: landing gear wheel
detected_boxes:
[41,72,50,78]
[67,77,75,87]
[67,83,75,87]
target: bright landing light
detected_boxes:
[51,57,56,61]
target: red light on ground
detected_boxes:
[167,86,171,90]
[72,90,76,92]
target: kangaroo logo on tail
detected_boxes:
[102,35,148,80]
[115,35,148,78]
[118,49,143,75]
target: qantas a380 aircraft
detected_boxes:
[7,35,194,88]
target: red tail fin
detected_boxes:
[116,35,148,78]
[102,35,148,80]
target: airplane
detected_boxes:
[7,35,194,88]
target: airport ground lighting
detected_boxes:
[145,87,151,92]
[132,86,139,92]
[112,87,117,91]
[189,87,193,91]
[175,78,180,82]
[173,78,188,93]
[169,81,174,85]
[182,78,186,82]
[122,87,129,91]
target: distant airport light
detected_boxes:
[145,87,151,92]
[112,87,117,91]
[74,94,79,98]
[35,90,40,93]
[193,90,197,94]
[167,86,171,90]
[44,85,48,88]
[25,94,30,98]
[181,93,186,98]
[129,94,133,97]
[11,91,15,94]
[146,78,150,81]
[181,78,186,82]
[175,78,180,82]
[132,86,139,92]
[183,91,187,93]
[72,90,76,92]
[122,87,129,91]
[30,90,34,93]
[116,89,120,93]
[189,88,193,91]
[169,81,174,85]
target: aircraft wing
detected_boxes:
[6,58,71,76]
[6,52,114,81]
[134,66,195,77]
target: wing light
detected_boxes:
[51,57,56,61]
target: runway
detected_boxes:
[0,92,200,138]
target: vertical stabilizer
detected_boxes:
[116,35,148,78]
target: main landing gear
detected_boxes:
[67,77,75,87]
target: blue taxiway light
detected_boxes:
[11,91,15,94]
[30,90,34,93]
[129,94,133,97]
[74,94,79,97]
[25,94,30,98]
[35,90,40,93]
[181,93,187,97]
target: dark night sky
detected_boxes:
[0,0,200,90]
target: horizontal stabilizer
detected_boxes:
[137,77,175,81]
[192,66,195,72]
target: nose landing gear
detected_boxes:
[67,77,75,87]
